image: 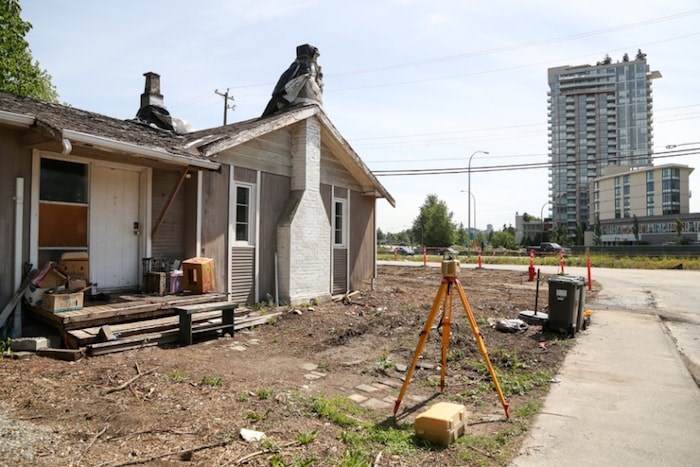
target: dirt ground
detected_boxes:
[0,265,597,466]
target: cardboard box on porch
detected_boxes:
[182,257,215,294]
[414,402,469,446]
[59,252,89,281]
[42,290,84,313]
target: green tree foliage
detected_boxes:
[0,0,58,101]
[413,194,455,247]
[594,215,602,246]
[632,215,639,241]
[455,222,467,245]
[490,230,515,249]
[376,228,386,243]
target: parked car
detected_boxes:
[437,247,459,256]
[526,242,570,256]
[395,246,415,256]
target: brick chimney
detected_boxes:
[140,72,164,108]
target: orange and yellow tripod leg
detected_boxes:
[439,281,454,391]
[393,280,448,415]
[455,278,511,419]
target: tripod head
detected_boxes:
[441,257,460,279]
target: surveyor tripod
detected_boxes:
[393,259,510,418]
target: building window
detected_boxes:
[38,158,89,264]
[234,184,255,244]
[333,199,347,247]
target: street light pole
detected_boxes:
[540,201,550,242]
[467,150,489,247]
[461,190,476,245]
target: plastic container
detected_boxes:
[546,275,585,337]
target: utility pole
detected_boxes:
[215,88,235,125]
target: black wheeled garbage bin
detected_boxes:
[546,275,585,337]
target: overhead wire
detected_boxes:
[370,149,700,176]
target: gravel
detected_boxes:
[0,402,64,466]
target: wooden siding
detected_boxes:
[259,172,291,301]
[349,191,376,291]
[151,169,186,260]
[234,166,257,184]
[231,246,255,304]
[218,130,293,177]
[320,145,362,191]
[0,128,31,306]
[334,186,348,199]
[333,248,348,294]
[201,166,230,292]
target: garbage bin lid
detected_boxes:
[547,275,585,286]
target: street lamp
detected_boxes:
[467,150,489,246]
[666,142,700,149]
[461,190,476,245]
[540,201,551,242]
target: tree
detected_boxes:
[0,0,58,101]
[413,194,456,247]
[491,230,515,250]
[455,222,467,246]
[376,228,386,244]
[632,215,639,242]
[594,215,602,246]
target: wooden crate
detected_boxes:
[182,257,215,294]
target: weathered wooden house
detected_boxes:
[0,67,393,335]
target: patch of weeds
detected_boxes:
[237,393,250,402]
[261,438,280,452]
[499,369,553,397]
[257,389,272,400]
[296,430,318,445]
[310,396,361,428]
[201,375,222,387]
[514,400,542,419]
[375,351,393,372]
[270,455,317,467]
[167,369,186,383]
[246,409,271,422]
[420,377,443,388]
[338,448,370,467]
[316,362,330,372]
[490,349,524,370]
[0,338,11,358]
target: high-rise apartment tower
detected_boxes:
[547,51,661,239]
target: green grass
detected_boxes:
[167,368,186,383]
[378,253,700,270]
[200,375,222,387]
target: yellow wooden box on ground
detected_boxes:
[414,402,469,446]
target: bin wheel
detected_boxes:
[582,317,590,330]
[568,325,576,339]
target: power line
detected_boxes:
[371,149,700,176]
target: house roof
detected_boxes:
[0,92,394,205]
[0,91,219,169]
[184,104,396,206]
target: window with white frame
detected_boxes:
[333,199,347,247]
[234,183,255,244]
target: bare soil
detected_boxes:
[0,265,597,466]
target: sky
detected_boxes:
[19,0,700,235]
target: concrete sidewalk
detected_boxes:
[511,309,700,466]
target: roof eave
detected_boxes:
[63,130,220,170]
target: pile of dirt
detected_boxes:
[0,265,596,466]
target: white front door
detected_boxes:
[90,165,141,289]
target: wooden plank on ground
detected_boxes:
[30,294,228,331]
[37,348,85,361]
[85,312,281,356]
[67,308,251,348]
